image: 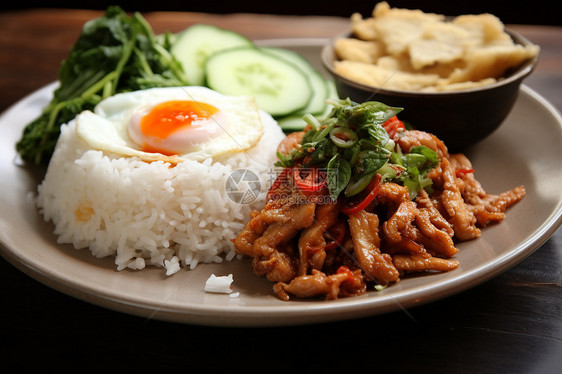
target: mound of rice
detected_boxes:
[37,110,285,275]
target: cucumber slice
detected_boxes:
[205,46,313,117]
[171,24,253,86]
[261,47,328,115]
[278,115,308,133]
[278,80,340,133]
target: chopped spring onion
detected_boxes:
[329,127,358,148]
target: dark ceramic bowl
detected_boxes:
[321,29,539,152]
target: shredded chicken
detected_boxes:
[234,128,525,301]
[273,268,365,301]
[447,153,526,227]
[415,189,454,237]
[297,201,340,275]
[377,181,410,212]
[277,131,305,156]
[382,198,426,254]
[252,243,299,283]
[349,210,400,285]
[393,254,460,273]
[234,197,315,259]
[438,157,481,240]
[397,129,449,159]
[414,209,458,257]
[233,196,315,282]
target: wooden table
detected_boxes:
[1,9,561,372]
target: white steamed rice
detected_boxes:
[37,110,285,274]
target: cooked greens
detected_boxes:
[276,98,439,201]
[16,6,188,165]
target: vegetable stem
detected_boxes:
[80,71,118,100]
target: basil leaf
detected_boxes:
[358,101,403,126]
[376,162,399,181]
[410,145,439,170]
[402,153,427,169]
[366,124,390,146]
[329,99,402,127]
[357,150,389,176]
[402,166,421,200]
[327,154,351,200]
[393,145,439,200]
[306,138,338,166]
[343,143,361,166]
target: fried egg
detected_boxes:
[75,86,264,163]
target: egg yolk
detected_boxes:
[130,100,226,156]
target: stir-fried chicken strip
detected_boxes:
[393,254,459,273]
[273,268,365,301]
[234,198,315,258]
[415,189,454,237]
[348,210,400,285]
[298,201,340,275]
[397,129,449,159]
[437,157,481,241]
[448,153,526,227]
[382,198,426,255]
[379,186,458,258]
[252,202,315,259]
[277,131,305,157]
[414,209,458,257]
[233,196,316,282]
[252,243,299,282]
[377,180,410,211]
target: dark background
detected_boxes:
[1,1,560,26]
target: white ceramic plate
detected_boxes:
[1,39,561,327]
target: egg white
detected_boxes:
[75,86,264,163]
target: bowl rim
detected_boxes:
[321,27,540,98]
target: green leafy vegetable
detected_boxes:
[392,145,439,199]
[327,154,351,201]
[276,98,440,201]
[16,6,188,165]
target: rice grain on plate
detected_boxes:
[37,111,284,274]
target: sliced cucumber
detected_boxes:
[205,46,313,117]
[261,47,328,115]
[171,24,253,86]
[278,115,308,133]
[278,80,340,132]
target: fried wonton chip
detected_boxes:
[351,12,379,41]
[409,22,470,70]
[332,2,540,92]
[448,44,540,83]
[371,1,444,56]
[334,37,385,64]
[334,60,441,91]
[453,14,511,45]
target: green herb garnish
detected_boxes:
[16,6,188,165]
[277,98,439,201]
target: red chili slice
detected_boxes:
[455,168,475,178]
[293,167,327,193]
[340,173,383,215]
[382,115,406,138]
